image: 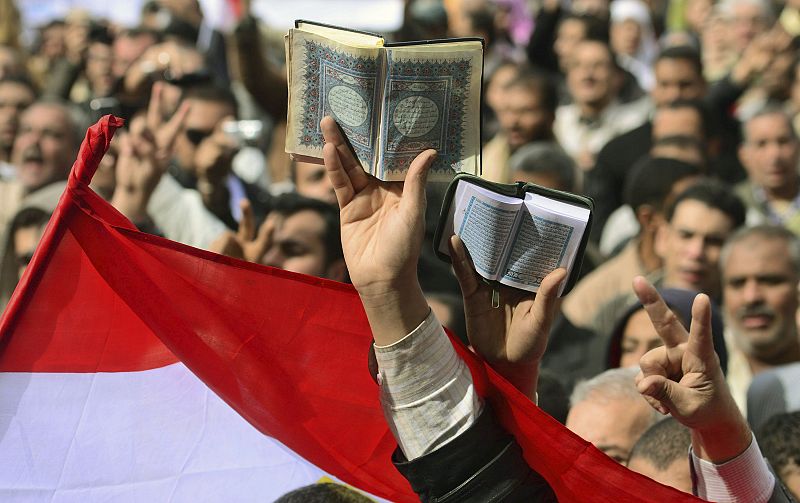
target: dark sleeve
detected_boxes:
[392,406,557,502]
[526,6,562,73]
[703,75,746,119]
[747,372,787,432]
[43,58,82,99]
[767,463,799,503]
[231,15,288,121]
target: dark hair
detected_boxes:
[504,68,559,116]
[9,207,51,236]
[88,23,114,46]
[0,75,38,97]
[657,98,714,140]
[758,411,800,477]
[178,84,238,117]
[558,13,610,44]
[274,482,372,503]
[623,157,701,213]
[665,178,746,229]
[272,193,343,266]
[508,141,576,191]
[629,417,691,470]
[656,45,703,78]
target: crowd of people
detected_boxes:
[1,0,800,501]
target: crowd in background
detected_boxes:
[0,0,799,500]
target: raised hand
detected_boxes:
[209,199,276,263]
[633,276,751,463]
[111,82,189,222]
[321,116,436,345]
[450,235,565,398]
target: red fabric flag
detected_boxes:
[0,116,703,502]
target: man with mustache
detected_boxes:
[736,107,800,236]
[1,99,81,236]
[720,225,800,412]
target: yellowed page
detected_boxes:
[295,22,384,48]
[376,40,482,181]
[285,29,383,171]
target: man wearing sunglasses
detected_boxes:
[169,83,270,229]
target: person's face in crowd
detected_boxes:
[782,467,800,501]
[619,309,665,368]
[627,455,693,494]
[566,40,614,109]
[566,393,654,464]
[496,84,553,150]
[174,98,236,174]
[555,19,587,73]
[293,161,336,206]
[728,2,769,51]
[486,64,518,114]
[652,107,704,141]
[739,113,799,194]
[723,235,799,360]
[11,103,76,191]
[657,199,735,296]
[685,0,714,34]
[260,210,345,281]
[611,19,642,57]
[0,46,24,80]
[112,33,156,79]
[651,58,706,107]
[39,24,66,60]
[85,42,114,97]
[0,81,36,156]
[14,223,46,280]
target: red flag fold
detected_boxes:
[0,116,702,502]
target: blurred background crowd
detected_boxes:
[0,0,799,499]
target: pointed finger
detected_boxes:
[323,142,355,208]
[530,267,567,328]
[320,116,368,192]
[633,276,688,347]
[146,81,164,133]
[450,234,481,298]
[160,100,191,152]
[237,199,255,242]
[687,293,716,361]
[400,149,436,216]
[250,214,277,263]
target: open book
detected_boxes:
[285,20,483,181]
[435,175,593,296]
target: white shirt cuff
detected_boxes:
[691,433,775,503]
[374,310,482,460]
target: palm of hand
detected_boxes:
[340,179,422,293]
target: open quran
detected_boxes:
[435,174,594,296]
[285,20,483,181]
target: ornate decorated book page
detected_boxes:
[377,42,482,181]
[286,30,383,171]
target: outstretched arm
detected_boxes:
[633,277,789,503]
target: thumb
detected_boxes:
[400,149,436,215]
[449,235,480,298]
[637,374,691,416]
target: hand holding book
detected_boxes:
[435,175,593,297]
[285,20,483,181]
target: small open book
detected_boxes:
[285,20,483,181]
[435,175,593,296]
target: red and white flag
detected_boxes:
[0,116,701,502]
